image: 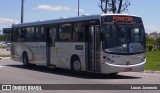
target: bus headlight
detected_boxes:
[111,60,114,63]
[107,58,111,61]
[106,58,115,64]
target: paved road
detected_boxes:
[0,59,160,93]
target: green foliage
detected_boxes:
[146,43,154,51]
[152,48,158,51]
[156,37,160,50]
[146,37,157,51]
[146,37,155,45]
[0,35,6,41]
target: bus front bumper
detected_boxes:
[101,59,146,74]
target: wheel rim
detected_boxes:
[73,60,81,71]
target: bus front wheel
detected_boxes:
[71,57,81,71]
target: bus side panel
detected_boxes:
[54,42,86,70]
[21,42,47,65]
[11,42,22,62]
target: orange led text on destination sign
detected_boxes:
[113,16,133,22]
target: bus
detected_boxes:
[10,14,146,74]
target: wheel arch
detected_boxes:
[70,54,81,69]
[22,51,28,61]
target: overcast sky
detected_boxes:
[0,0,160,34]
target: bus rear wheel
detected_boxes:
[71,58,81,71]
[22,53,29,67]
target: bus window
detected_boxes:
[12,28,19,42]
[26,27,35,42]
[73,22,84,42]
[130,28,140,42]
[59,23,72,41]
[35,27,45,42]
[17,28,21,41]
[47,27,56,46]
[19,28,26,41]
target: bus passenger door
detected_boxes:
[46,27,56,66]
[88,25,100,71]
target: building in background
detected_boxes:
[146,31,160,39]
[0,30,2,35]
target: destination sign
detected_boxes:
[112,16,133,22]
[102,15,142,23]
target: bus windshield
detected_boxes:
[102,24,145,54]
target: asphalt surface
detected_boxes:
[0,58,160,93]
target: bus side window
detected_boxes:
[47,28,56,46]
[26,27,35,42]
[20,28,26,41]
[35,27,45,42]
[73,22,84,42]
[59,23,72,41]
[12,28,19,42]
[16,28,21,42]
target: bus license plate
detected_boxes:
[124,68,132,72]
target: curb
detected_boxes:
[144,70,160,74]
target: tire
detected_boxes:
[71,58,81,71]
[22,53,29,67]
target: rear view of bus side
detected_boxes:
[10,14,146,74]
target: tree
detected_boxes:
[146,37,156,51]
[99,0,131,14]
[0,35,6,41]
[99,0,108,13]
[146,37,155,45]
[156,37,160,50]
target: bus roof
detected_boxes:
[101,13,141,17]
[12,14,141,28]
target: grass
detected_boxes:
[0,55,10,57]
[0,46,7,49]
[145,51,160,71]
